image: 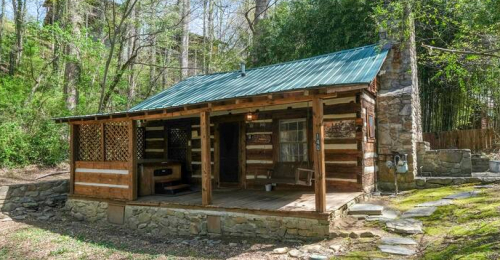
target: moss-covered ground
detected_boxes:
[338,184,500,259]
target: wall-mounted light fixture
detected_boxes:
[246,112,258,121]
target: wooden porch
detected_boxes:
[132,189,363,214]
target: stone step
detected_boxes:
[386,218,423,234]
[380,237,418,246]
[366,209,399,222]
[401,206,437,218]
[378,245,416,256]
[443,190,479,200]
[348,203,384,216]
[416,199,453,207]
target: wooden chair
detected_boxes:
[265,164,314,186]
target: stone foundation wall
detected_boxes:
[420,149,472,177]
[0,180,69,216]
[65,198,108,222]
[66,198,330,240]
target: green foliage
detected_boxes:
[250,0,377,67]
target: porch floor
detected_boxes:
[135,188,363,212]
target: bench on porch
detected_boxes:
[256,164,314,186]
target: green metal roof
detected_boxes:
[54,44,388,121]
[129,44,388,112]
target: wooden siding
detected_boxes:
[360,91,377,192]
[73,161,132,200]
[323,94,362,190]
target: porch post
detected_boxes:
[69,124,77,195]
[200,111,212,205]
[128,120,138,200]
[313,96,326,213]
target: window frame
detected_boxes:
[367,112,376,142]
[278,118,308,162]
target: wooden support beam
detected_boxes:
[312,96,326,213]
[128,120,138,200]
[200,111,212,205]
[69,124,78,195]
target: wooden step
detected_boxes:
[164,184,190,191]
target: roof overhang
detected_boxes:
[54,83,370,124]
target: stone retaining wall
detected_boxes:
[66,198,330,240]
[472,155,490,172]
[0,180,69,218]
[420,149,472,177]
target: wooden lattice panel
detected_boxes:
[77,124,103,161]
[104,121,130,161]
[137,127,145,159]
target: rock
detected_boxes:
[37,215,52,221]
[378,245,416,256]
[386,219,423,234]
[229,243,238,247]
[402,207,437,218]
[416,199,453,207]
[380,237,418,246]
[138,223,147,229]
[309,254,328,260]
[303,244,323,253]
[329,245,342,252]
[23,202,39,208]
[12,215,26,220]
[444,191,479,199]
[349,232,359,238]
[366,209,399,222]
[348,204,384,215]
[273,247,289,254]
[288,249,301,257]
[360,231,375,238]
[73,212,84,221]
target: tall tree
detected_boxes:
[10,0,27,74]
[63,0,82,111]
[0,0,5,66]
[180,0,190,79]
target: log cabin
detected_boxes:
[55,44,396,239]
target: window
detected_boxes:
[367,113,375,141]
[279,119,308,162]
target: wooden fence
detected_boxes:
[423,129,499,152]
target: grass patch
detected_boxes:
[2,226,168,260]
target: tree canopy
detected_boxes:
[0,0,499,167]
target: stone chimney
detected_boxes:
[376,2,423,190]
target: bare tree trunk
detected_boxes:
[63,0,81,111]
[207,0,214,73]
[202,0,207,74]
[251,0,269,64]
[180,0,190,79]
[10,0,26,74]
[127,4,138,109]
[0,0,5,65]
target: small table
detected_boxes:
[139,161,182,196]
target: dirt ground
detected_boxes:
[0,215,340,260]
[0,164,69,185]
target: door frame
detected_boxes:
[214,119,245,188]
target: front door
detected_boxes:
[219,122,239,183]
